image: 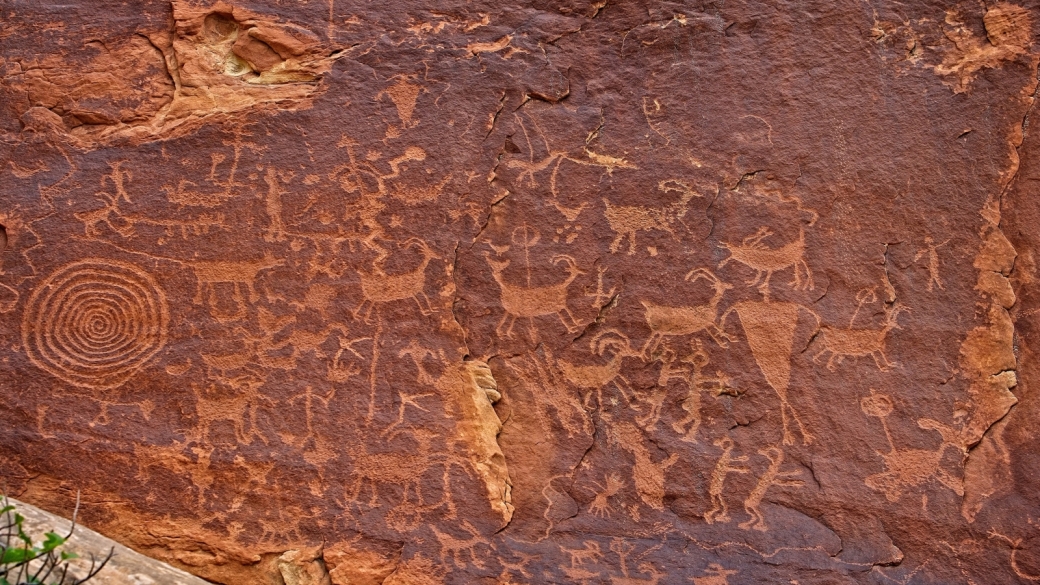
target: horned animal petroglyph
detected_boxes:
[813,303,909,371]
[355,237,439,322]
[556,329,637,408]
[485,252,584,338]
[640,268,734,358]
[718,227,812,297]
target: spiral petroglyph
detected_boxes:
[22,259,169,390]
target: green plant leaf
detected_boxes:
[60,550,78,561]
[41,532,65,553]
[0,547,30,563]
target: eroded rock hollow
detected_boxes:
[2,0,1039,583]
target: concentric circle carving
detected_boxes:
[22,259,169,390]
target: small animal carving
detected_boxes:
[718,227,812,297]
[485,252,584,339]
[603,180,700,254]
[429,520,487,569]
[640,268,734,358]
[355,238,439,322]
[813,303,909,371]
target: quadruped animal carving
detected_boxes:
[355,237,439,322]
[556,329,637,408]
[603,179,701,254]
[640,268,734,358]
[718,227,813,298]
[861,390,965,501]
[190,252,284,321]
[814,303,909,372]
[485,252,584,339]
[344,428,468,531]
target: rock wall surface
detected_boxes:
[0,0,1038,583]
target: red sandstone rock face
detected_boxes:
[0,1,1038,583]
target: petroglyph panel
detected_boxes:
[1,0,1039,583]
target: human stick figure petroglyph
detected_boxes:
[603,180,702,255]
[609,539,666,585]
[813,302,909,372]
[860,390,965,501]
[738,446,804,531]
[640,268,734,358]
[354,237,439,322]
[914,235,950,292]
[190,251,284,321]
[704,436,750,524]
[718,227,812,298]
[22,258,169,390]
[654,340,733,441]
